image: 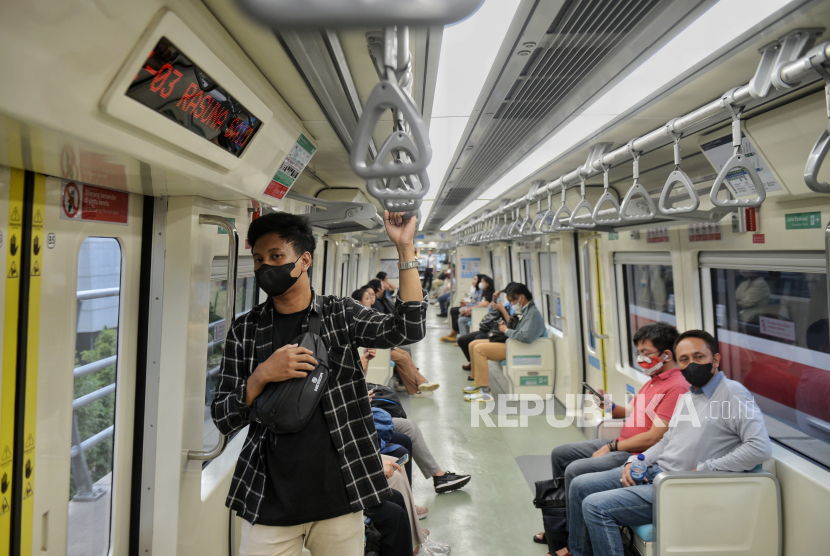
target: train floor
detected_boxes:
[406,301,586,556]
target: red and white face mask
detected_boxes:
[636,352,669,376]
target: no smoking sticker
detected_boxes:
[62,182,80,219]
[60,180,129,225]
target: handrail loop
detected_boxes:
[570,167,596,229]
[620,140,656,221]
[581,235,610,341]
[188,214,237,462]
[658,118,700,214]
[710,89,766,207]
[551,177,574,232]
[592,159,623,225]
[518,203,533,237]
[804,54,830,193]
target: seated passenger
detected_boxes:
[211,210,426,556]
[457,284,517,370]
[369,279,396,314]
[535,322,686,551]
[462,284,545,402]
[440,274,481,342]
[566,330,773,556]
[435,273,454,316]
[377,271,397,297]
[441,274,494,342]
[355,296,439,397]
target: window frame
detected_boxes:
[539,249,563,332]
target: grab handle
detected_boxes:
[804,54,830,193]
[581,236,610,340]
[710,92,766,207]
[620,140,657,221]
[188,214,237,462]
[570,168,596,229]
[592,162,622,224]
[551,185,574,232]
[658,119,700,214]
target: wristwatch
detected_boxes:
[397,260,420,270]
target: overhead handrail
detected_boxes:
[581,235,610,340]
[530,193,550,235]
[570,167,596,229]
[592,160,623,225]
[518,203,533,236]
[710,90,766,207]
[551,179,574,232]
[188,214,237,462]
[804,53,830,193]
[620,140,657,221]
[658,118,700,214]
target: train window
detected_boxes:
[539,251,562,330]
[616,252,676,370]
[701,251,830,467]
[68,238,122,555]
[519,253,534,295]
[204,257,257,454]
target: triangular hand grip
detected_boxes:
[620,182,656,221]
[659,170,700,214]
[531,209,551,235]
[518,217,532,236]
[570,198,596,229]
[367,171,429,200]
[350,79,432,180]
[551,204,573,232]
[710,154,766,207]
[592,190,622,224]
[805,129,830,194]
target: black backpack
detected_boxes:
[534,479,568,552]
[367,383,407,419]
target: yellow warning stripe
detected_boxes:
[0,169,24,548]
[20,174,44,554]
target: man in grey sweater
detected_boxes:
[566,330,772,556]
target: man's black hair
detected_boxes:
[377,271,388,280]
[509,283,533,301]
[633,322,679,356]
[247,212,316,258]
[367,279,383,294]
[673,329,719,356]
[351,286,371,302]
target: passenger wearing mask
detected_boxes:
[462,284,545,403]
[535,322,687,553]
[353,287,439,397]
[565,330,773,556]
[457,283,518,369]
[211,210,426,556]
[440,274,484,342]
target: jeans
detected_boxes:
[550,439,632,522]
[438,293,451,314]
[569,465,662,556]
[458,316,472,335]
[450,307,461,333]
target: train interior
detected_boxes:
[1,0,830,554]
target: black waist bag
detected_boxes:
[251,313,329,434]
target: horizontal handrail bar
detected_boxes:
[76,288,120,301]
[70,425,114,458]
[73,383,116,410]
[74,355,117,379]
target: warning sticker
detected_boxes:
[263,134,317,200]
[700,133,782,197]
[60,180,129,225]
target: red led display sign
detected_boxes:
[126,37,262,157]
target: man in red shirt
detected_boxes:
[536,322,689,549]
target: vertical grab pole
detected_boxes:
[581,235,609,340]
[187,214,238,461]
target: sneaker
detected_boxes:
[411,390,434,398]
[464,391,493,402]
[418,381,440,391]
[418,546,442,556]
[461,385,479,394]
[422,532,452,554]
[439,336,457,343]
[433,472,471,494]
[415,505,428,520]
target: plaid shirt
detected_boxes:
[211,289,427,524]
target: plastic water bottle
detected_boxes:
[630,454,647,484]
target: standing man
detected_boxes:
[211,210,426,556]
[422,249,436,293]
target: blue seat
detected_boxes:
[631,524,653,542]
[499,360,506,366]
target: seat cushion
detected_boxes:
[631,523,653,543]
[499,360,507,366]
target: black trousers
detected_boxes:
[386,431,413,485]
[367,490,412,556]
[421,269,433,293]
[450,306,461,333]
[458,331,489,361]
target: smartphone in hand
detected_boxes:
[396,453,409,467]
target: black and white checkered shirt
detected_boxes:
[211,289,427,524]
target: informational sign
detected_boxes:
[759,316,797,342]
[784,211,822,230]
[646,228,669,243]
[380,259,399,279]
[700,133,782,197]
[264,134,317,200]
[60,180,129,225]
[753,234,765,244]
[520,375,548,386]
[460,257,481,279]
[608,232,619,240]
[512,355,541,366]
[688,222,722,242]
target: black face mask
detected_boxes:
[255,255,304,298]
[681,362,715,388]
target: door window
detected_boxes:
[621,263,676,368]
[539,252,562,330]
[68,238,122,556]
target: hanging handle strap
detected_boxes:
[621,140,657,221]
[658,118,700,214]
[593,159,622,225]
[571,167,596,229]
[804,55,830,194]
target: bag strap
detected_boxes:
[308,311,322,336]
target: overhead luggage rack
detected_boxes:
[451,29,830,242]
[285,191,384,233]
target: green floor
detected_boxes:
[405,302,586,556]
